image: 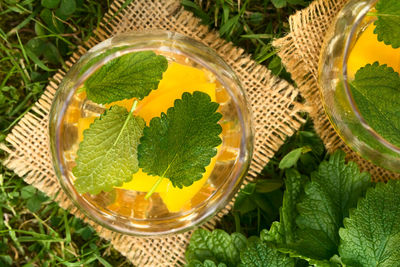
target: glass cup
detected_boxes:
[49,31,253,236]
[318,0,400,172]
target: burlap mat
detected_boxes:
[274,0,400,182]
[2,0,304,265]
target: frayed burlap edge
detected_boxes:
[2,0,305,265]
[274,0,400,182]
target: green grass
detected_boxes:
[0,0,312,265]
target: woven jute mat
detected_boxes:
[2,0,304,265]
[275,0,400,182]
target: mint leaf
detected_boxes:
[374,0,400,48]
[263,151,371,264]
[73,105,145,194]
[79,46,129,76]
[58,0,76,16]
[279,148,303,169]
[240,238,296,267]
[186,229,247,266]
[279,147,311,169]
[339,181,400,267]
[138,91,222,189]
[350,63,400,147]
[293,151,371,260]
[271,0,287,8]
[85,51,168,104]
[41,0,60,9]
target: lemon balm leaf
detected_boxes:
[138,91,222,189]
[294,151,371,260]
[350,63,400,147]
[79,46,129,76]
[339,181,400,266]
[84,51,168,104]
[240,238,296,267]
[186,229,247,266]
[374,0,400,48]
[73,105,145,195]
[262,151,370,264]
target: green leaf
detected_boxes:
[55,7,70,20]
[339,181,400,267]
[0,255,12,267]
[39,8,53,27]
[298,131,325,157]
[79,46,129,76]
[279,147,309,169]
[21,186,36,199]
[240,238,295,267]
[85,51,168,104]
[25,47,55,72]
[73,105,145,194]
[271,0,287,8]
[34,21,46,36]
[268,56,284,76]
[293,151,371,260]
[255,179,283,193]
[186,229,247,266]
[374,0,400,48]
[234,183,258,215]
[138,91,222,188]
[263,151,371,264]
[39,8,64,33]
[26,38,46,57]
[27,197,43,213]
[350,63,400,147]
[43,42,63,65]
[58,0,76,16]
[75,226,94,241]
[41,0,60,9]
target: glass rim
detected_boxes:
[50,30,253,236]
[341,0,400,154]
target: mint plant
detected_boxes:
[186,150,400,267]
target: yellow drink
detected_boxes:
[63,55,239,217]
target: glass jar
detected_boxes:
[49,31,253,236]
[318,0,400,172]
